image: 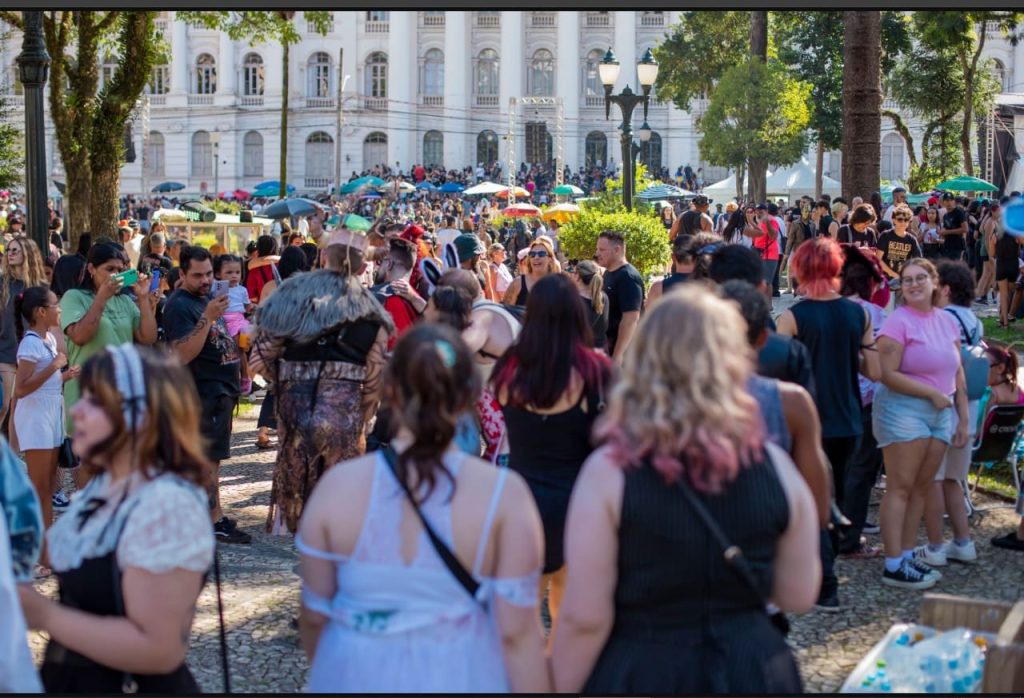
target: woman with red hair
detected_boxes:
[776,237,881,610]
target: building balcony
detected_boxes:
[365,20,389,34]
[4,94,23,109]
[422,13,445,28]
[148,94,167,106]
[308,21,334,34]
[188,93,214,106]
[154,19,168,36]
[305,96,336,109]
[475,94,499,108]
[531,12,556,28]
[304,177,332,189]
[363,96,388,111]
[584,95,604,107]
[421,94,444,107]
[640,12,665,28]
[240,95,264,107]
[882,98,899,111]
[586,12,610,28]
[476,13,500,29]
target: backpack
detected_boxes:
[945,308,989,401]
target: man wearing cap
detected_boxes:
[882,187,907,224]
[671,194,714,240]
[250,225,392,535]
[940,192,968,261]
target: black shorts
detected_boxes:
[997,263,1019,283]
[200,393,236,462]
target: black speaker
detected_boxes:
[240,210,253,223]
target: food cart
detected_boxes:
[151,209,273,255]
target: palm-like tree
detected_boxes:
[841,11,881,201]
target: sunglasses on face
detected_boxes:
[892,216,911,222]
[528,250,548,258]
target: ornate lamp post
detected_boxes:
[17,11,51,253]
[600,47,658,212]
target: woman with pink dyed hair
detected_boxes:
[551,284,819,694]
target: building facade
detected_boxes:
[1,11,1022,197]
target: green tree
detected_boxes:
[912,11,1024,177]
[697,60,810,199]
[0,92,21,192]
[0,11,162,247]
[179,12,333,199]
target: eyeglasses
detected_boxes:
[900,274,931,287]
[528,250,548,258]
[892,216,911,222]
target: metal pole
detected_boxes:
[213,140,220,198]
[507,97,516,204]
[334,48,344,200]
[17,11,50,254]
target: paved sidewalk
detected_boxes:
[28,407,1023,693]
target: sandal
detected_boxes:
[255,438,275,450]
[34,564,52,579]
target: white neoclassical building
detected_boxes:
[1,11,1022,196]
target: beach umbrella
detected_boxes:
[151,181,186,193]
[463,181,510,196]
[260,197,324,219]
[542,203,581,224]
[254,180,297,193]
[439,182,465,193]
[934,175,998,193]
[496,186,531,199]
[502,203,542,217]
[327,213,372,232]
[637,183,694,201]
[340,176,387,195]
[415,181,438,191]
[252,183,295,198]
[552,184,585,197]
[378,181,415,194]
[232,189,251,201]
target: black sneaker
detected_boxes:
[214,517,252,544]
[907,557,942,581]
[862,521,880,535]
[991,532,1024,552]
[814,593,841,613]
[882,559,937,590]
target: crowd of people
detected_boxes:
[0,175,1022,693]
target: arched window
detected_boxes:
[583,49,603,96]
[100,54,117,90]
[476,49,499,96]
[9,65,22,95]
[305,132,334,181]
[363,131,388,169]
[147,65,170,95]
[194,53,217,94]
[423,130,444,167]
[307,52,332,98]
[530,49,554,96]
[366,52,388,98]
[422,49,444,96]
[243,131,264,177]
[477,130,499,166]
[525,122,552,165]
[880,132,905,182]
[585,131,607,168]
[991,58,1009,92]
[191,131,212,176]
[639,132,662,173]
[242,53,264,96]
[146,131,165,176]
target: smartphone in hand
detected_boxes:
[113,269,139,287]
[211,280,231,298]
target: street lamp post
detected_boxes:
[17,11,51,254]
[210,132,220,200]
[599,48,658,212]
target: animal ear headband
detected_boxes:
[108,343,147,432]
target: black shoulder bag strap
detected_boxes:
[380,446,481,601]
[672,454,790,636]
[944,307,979,347]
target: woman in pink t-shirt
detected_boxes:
[873,259,969,591]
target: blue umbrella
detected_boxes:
[415,181,438,191]
[260,197,324,220]
[439,182,465,193]
[253,183,295,198]
[151,181,186,193]
[253,180,296,192]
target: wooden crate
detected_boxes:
[920,593,1024,692]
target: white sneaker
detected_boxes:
[945,540,978,564]
[913,544,948,567]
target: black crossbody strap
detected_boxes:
[381,446,481,601]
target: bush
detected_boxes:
[559,206,670,280]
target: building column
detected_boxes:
[499,11,524,168]
[388,11,416,173]
[216,31,235,106]
[168,13,189,108]
[444,11,469,168]
[613,10,637,93]
[556,12,580,171]
[1014,42,1024,95]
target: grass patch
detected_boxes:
[972,459,1020,500]
[979,316,1024,346]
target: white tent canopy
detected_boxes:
[766,157,842,204]
[702,169,773,203]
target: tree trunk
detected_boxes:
[65,162,92,246]
[959,29,986,178]
[735,164,745,202]
[815,138,825,200]
[280,40,289,198]
[747,11,769,203]
[89,168,121,240]
[841,11,881,201]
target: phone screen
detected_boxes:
[149,270,161,292]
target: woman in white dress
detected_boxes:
[298,323,550,693]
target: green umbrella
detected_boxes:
[327,213,372,232]
[935,175,998,192]
[905,193,933,206]
[552,184,585,197]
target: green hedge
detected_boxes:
[559,207,670,279]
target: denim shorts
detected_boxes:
[872,385,954,448]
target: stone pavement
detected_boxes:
[27,398,1023,693]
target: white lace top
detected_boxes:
[47,470,214,575]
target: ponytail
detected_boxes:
[576,260,605,316]
[14,285,53,342]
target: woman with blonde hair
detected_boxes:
[552,285,820,693]
[0,236,48,440]
[503,236,557,307]
[572,260,609,350]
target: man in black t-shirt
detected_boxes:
[940,193,968,261]
[596,230,645,361]
[162,245,249,544]
[674,194,714,239]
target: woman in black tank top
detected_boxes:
[502,237,557,307]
